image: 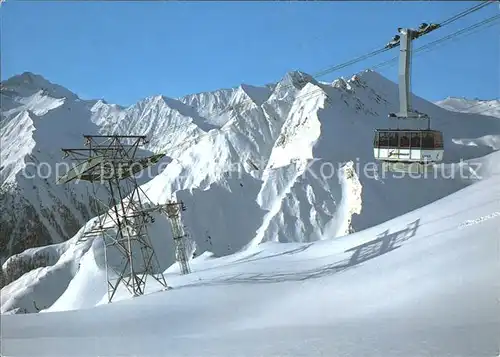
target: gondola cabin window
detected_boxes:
[432,131,443,148]
[374,130,443,149]
[411,132,421,147]
[422,132,434,148]
[399,132,410,148]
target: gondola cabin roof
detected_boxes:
[374,129,442,133]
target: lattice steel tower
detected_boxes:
[58,135,169,302]
[165,201,191,275]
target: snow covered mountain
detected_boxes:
[136,70,500,255]
[0,73,171,262]
[4,149,500,356]
[436,96,500,118]
[435,97,500,151]
[0,73,104,260]
[2,69,500,315]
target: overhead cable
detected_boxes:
[217,1,497,114]
[158,4,498,157]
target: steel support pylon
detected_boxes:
[385,23,440,123]
[58,135,169,302]
[165,201,191,275]
[392,29,429,121]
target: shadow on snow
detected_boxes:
[178,219,420,288]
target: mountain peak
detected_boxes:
[238,84,272,106]
[2,72,78,101]
[281,70,317,89]
[3,72,53,90]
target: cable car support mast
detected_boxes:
[386,23,439,123]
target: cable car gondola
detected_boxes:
[373,129,443,171]
[374,24,444,173]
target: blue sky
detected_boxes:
[2,1,498,106]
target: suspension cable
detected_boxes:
[240,13,500,120]
[155,4,498,157]
[438,0,497,27]
[214,1,496,116]
[371,13,500,72]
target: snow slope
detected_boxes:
[2,69,500,315]
[3,150,499,356]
